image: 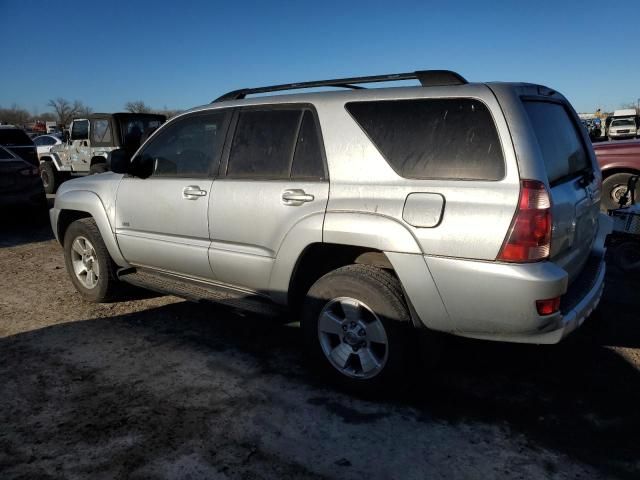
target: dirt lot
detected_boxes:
[1,208,639,479]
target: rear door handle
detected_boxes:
[182,185,207,200]
[282,189,314,205]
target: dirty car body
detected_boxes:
[50,70,610,388]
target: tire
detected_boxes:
[40,161,58,194]
[89,162,108,175]
[602,173,638,210]
[63,218,120,302]
[613,240,640,273]
[301,264,415,393]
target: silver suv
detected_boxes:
[50,70,610,390]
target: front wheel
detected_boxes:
[40,161,58,194]
[302,264,415,392]
[63,218,120,302]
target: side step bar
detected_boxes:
[118,269,284,317]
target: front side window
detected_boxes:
[346,98,505,181]
[136,111,228,178]
[71,120,89,140]
[91,119,112,144]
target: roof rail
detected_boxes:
[212,70,467,103]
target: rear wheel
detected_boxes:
[302,264,415,392]
[63,218,120,302]
[40,161,58,194]
[89,162,108,174]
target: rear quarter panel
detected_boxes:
[315,85,520,260]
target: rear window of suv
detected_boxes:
[0,128,32,146]
[523,101,591,185]
[346,98,505,180]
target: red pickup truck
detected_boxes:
[593,139,640,210]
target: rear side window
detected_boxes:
[91,119,112,145]
[291,111,325,180]
[227,109,301,178]
[346,98,504,180]
[523,101,590,185]
[0,128,32,146]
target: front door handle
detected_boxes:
[182,185,207,200]
[282,189,314,206]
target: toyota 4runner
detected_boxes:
[50,70,611,389]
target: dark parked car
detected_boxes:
[593,139,640,210]
[0,142,44,209]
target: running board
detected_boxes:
[118,269,284,317]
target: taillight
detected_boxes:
[18,167,40,177]
[497,180,552,262]
[536,297,561,315]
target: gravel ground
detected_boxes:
[0,208,639,479]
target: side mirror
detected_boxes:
[107,149,131,174]
[128,153,154,179]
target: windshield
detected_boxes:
[611,118,635,127]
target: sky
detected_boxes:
[1,0,638,115]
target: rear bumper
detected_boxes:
[447,255,605,344]
[390,214,612,345]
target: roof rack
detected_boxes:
[213,70,468,103]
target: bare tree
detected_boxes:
[0,104,31,126]
[47,98,74,126]
[620,101,639,110]
[76,101,93,118]
[47,98,92,126]
[125,101,152,114]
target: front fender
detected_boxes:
[51,189,130,267]
[40,153,69,172]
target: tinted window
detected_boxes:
[37,136,56,146]
[121,116,165,150]
[346,98,505,180]
[0,146,13,160]
[0,128,32,146]
[137,112,227,177]
[71,120,89,140]
[291,111,325,180]
[227,109,302,178]
[523,101,590,185]
[91,119,112,144]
